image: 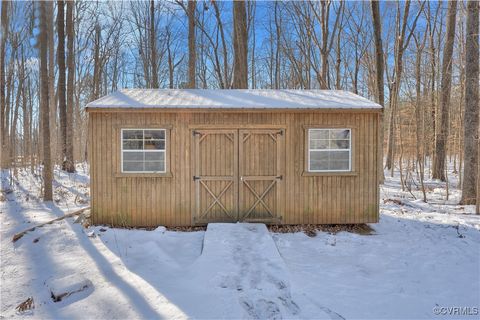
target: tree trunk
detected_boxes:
[57,0,67,167]
[385,0,424,173]
[371,0,385,183]
[385,2,408,172]
[211,0,229,88]
[39,1,53,200]
[167,29,174,89]
[150,0,159,89]
[274,1,280,89]
[233,0,248,89]
[429,28,437,173]
[477,123,480,213]
[414,33,427,202]
[21,50,30,171]
[461,0,479,204]
[92,23,101,99]
[0,1,9,170]
[47,1,56,164]
[187,0,196,89]
[64,0,75,173]
[433,0,457,181]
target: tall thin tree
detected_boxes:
[39,0,53,200]
[47,1,56,162]
[461,0,479,204]
[57,0,67,169]
[150,0,159,88]
[233,0,248,89]
[64,0,75,172]
[433,0,457,181]
[371,0,385,184]
[0,1,9,170]
[187,0,196,89]
[385,0,425,174]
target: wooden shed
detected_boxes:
[86,89,382,227]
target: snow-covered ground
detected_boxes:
[1,164,479,319]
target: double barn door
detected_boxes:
[193,128,284,223]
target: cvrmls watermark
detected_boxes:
[433,306,479,316]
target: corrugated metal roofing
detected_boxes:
[86,89,382,110]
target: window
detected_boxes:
[308,128,351,172]
[121,129,166,173]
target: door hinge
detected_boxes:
[193,175,200,181]
[276,175,283,180]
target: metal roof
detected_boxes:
[86,89,382,110]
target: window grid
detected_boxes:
[121,129,167,173]
[308,128,352,172]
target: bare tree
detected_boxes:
[38,1,53,200]
[273,1,281,89]
[370,0,385,183]
[370,1,384,108]
[64,0,75,172]
[433,0,457,181]
[425,2,441,171]
[92,22,101,99]
[211,0,230,88]
[47,1,56,163]
[187,0,196,88]
[385,0,425,173]
[413,30,428,202]
[0,1,9,170]
[57,0,67,169]
[233,0,248,88]
[461,0,479,205]
[150,0,159,88]
[311,0,344,89]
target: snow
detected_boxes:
[86,89,382,110]
[1,164,479,319]
[46,274,93,302]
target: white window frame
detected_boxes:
[121,128,167,173]
[308,128,352,172]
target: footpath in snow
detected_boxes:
[197,223,302,319]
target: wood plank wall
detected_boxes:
[88,110,380,226]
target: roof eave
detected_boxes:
[86,106,383,113]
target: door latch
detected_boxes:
[193,176,200,181]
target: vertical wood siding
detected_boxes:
[88,111,380,226]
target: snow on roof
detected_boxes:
[86,89,382,110]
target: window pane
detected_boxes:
[310,151,329,171]
[330,129,350,139]
[310,130,329,139]
[330,139,350,149]
[123,140,143,150]
[121,128,168,173]
[329,160,349,171]
[123,151,143,161]
[330,150,350,161]
[309,139,329,149]
[144,140,165,150]
[145,161,165,172]
[145,130,165,140]
[145,151,164,161]
[123,161,144,172]
[123,130,143,140]
[309,150,350,171]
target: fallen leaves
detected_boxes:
[15,297,34,313]
[268,224,375,236]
